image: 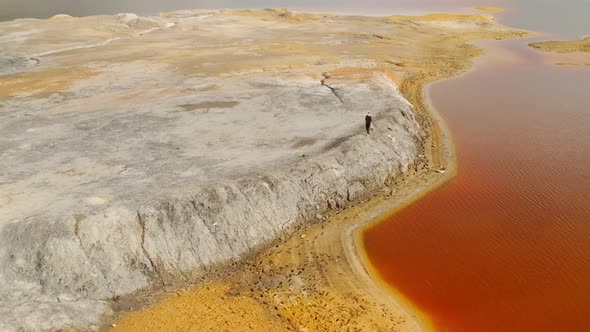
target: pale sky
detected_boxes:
[0,0,500,21]
[0,0,588,36]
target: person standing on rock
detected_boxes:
[365,112,373,134]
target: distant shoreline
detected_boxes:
[0,3,505,22]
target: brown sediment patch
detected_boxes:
[475,6,504,13]
[102,12,530,332]
[391,13,495,23]
[529,37,590,54]
[194,84,220,92]
[173,101,239,112]
[291,138,318,149]
[0,67,95,98]
[555,62,581,66]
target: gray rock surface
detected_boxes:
[0,73,422,332]
[0,10,428,331]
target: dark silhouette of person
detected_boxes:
[365,112,373,134]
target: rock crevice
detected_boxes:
[136,212,165,286]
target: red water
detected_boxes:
[363,39,590,332]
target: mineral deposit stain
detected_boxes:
[0,67,95,97]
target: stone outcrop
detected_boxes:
[0,71,422,331]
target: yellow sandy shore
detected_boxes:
[529,37,590,66]
[99,11,529,332]
[530,37,590,54]
[475,6,505,13]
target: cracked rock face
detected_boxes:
[0,9,437,331]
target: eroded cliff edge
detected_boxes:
[0,74,421,331]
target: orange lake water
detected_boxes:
[363,28,590,332]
